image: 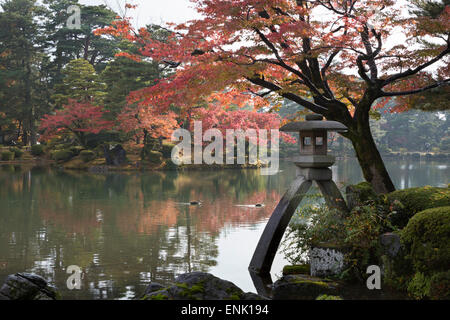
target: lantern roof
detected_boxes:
[280,114,347,133]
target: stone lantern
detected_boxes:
[249,114,349,278]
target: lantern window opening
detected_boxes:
[316,136,324,146]
[303,137,312,146]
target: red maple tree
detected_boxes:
[39,100,114,147]
[117,105,179,144]
[97,0,449,193]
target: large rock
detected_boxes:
[141,272,266,300]
[0,273,59,300]
[103,144,127,166]
[272,274,342,300]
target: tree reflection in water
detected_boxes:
[0,166,285,299]
[0,159,447,299]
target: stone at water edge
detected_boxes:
[0,273,59,300]
[272,274,342,300]
[141,272,266,300]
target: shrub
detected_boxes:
[387,186,450,228]
[407,271,450,300]
[283,192,395,282]
[146,151,163,164]
[164,159,179,170]
[9,147,23,159]
[31,144,45,156]
[141,145,163,164]
[1,151,14,161]
[51,149,73,162]
[161,143,175,158]
[80,150,96,163]
[401,206,450,274]
[345,182,381,209]
[85,130,121,148]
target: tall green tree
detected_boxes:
[0,0,47,145]
[52,58,107,107]
[43,1,119,76]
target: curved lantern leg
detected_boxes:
[249,176,312,275]
[249,270,274,298]
[316,180,349,214]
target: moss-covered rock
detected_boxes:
[401,206,450,274]
[80,150,96,163]
[272,274,341,300]
[141,272,266,300]
[388,186,450,228]
[282,264,311,276]
[0,273,59,300]
[345,182,381,210]
[316,294,343,300]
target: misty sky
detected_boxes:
[79,0,199,27]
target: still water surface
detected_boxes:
[0,159,448,299]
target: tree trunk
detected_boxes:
[347,122,395,194]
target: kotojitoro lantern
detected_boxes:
[249,114,349,276]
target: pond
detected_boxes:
[0,159,448,299]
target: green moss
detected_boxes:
[388,186,450,228]
[316,294,343,300]
[225,286,243,299]
[401,206,450,273]
[292,279,330,288]
[176,282,205,299]
[282,264,310,276]
[148,293,169,300]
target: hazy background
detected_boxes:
[79,0,199,26]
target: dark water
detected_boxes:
[0,159,448,299]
